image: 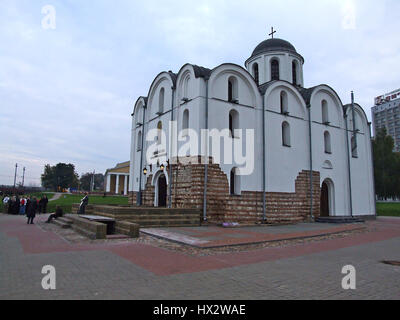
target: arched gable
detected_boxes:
[309,85,344,127]
[208,63,262,108]
[176,64,197,104]
[147,72,176,119]
[344,103,369,135]
[264,81,307,119]
[132,96,147,126]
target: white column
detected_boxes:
[115,174,120,194]
[124,175,128,195]
[106,174,111,192]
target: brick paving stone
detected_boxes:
[1,214,400,299]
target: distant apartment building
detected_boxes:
[372,88,400,152]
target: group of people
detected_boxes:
[2,194,49,224]
[2,194,49,217]
[1,192,89,225]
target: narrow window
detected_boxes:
[228,77,238,103]
[280,91,288,114]
[322,100,329,124]
[282,121,291,147]
[229,110,239,138]
[157,121,162,145]
[271,59,280,81]
[137,131,142,151]
[324,131,332,154]
[183,76,190,100]
[182,109,189,136]
[292,61,297,85]
[253,63,259,85]
[158,88,164,114]
[228,80,233,102]
[351,136,358,158]
[136,106,143,125]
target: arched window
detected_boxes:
[228,77,238,103]
[158,88,165,114]
[137,130,142,151]
[271,59,280,81]
[253,63,259,85]
[182,109,189,136]
[282,121,291,147]
[322,100,329,124]
[230,168,241,195]
[280,91,288,114]
[157,121,162,145]
[324,131,332,154]
[351,136,358,158]
[183,76,190,100]
[292,60,298,85]
[229,109,239,138]
[136,106,143,125]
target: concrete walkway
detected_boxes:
[1,214,399,300]
[141,223,366,248]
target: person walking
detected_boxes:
[26,197,37,225]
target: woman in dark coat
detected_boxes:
[26,197,37,224]
[13,196,20,215]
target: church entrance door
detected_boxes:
[320,181,330,217]
[157,174,167,207]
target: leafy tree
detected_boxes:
[79,173,104,191]
[41,163,79,191]
[372,128,400,199]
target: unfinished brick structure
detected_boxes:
[129,158,321,224]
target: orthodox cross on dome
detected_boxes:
[269,27,276,39]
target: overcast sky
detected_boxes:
[0,0,399,186]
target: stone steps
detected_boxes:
[51,218,71,229]
[130,219,200,228]
[107,214,200,221]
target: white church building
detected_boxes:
[129,36,376,224]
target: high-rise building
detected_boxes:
[372,89,400,152]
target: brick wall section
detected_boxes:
[128,192,137,205]
[131,159,321,225]
[143,176,155,207]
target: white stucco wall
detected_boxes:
[129,56,375,217]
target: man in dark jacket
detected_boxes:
[26,197,37,224]
[78,193,89,215]
[42,195,49,214]
[46,206,64,223]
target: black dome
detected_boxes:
[251,38,297,57]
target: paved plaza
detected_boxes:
[0,213,400,300]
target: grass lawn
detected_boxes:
[48,194,129,213]
[1,193,128,214]
[376,202,400,217]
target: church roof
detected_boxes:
[192,65,212,79]
[298,86,318,105]
[251,38,298,57]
